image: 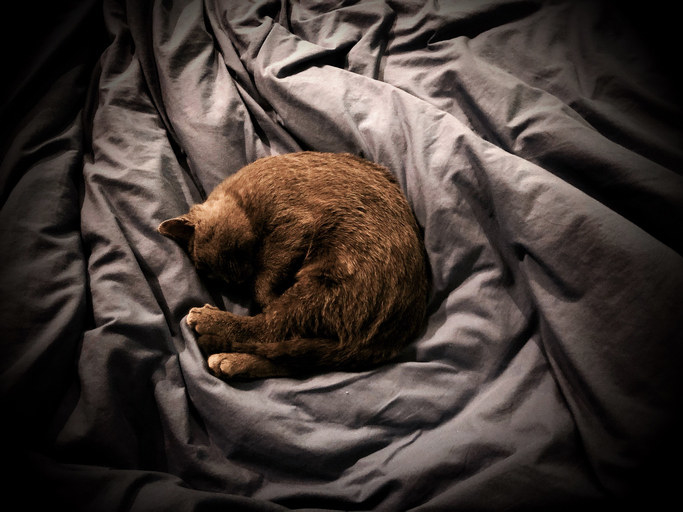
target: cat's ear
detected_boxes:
[158,215,195,246]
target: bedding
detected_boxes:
[2,0,682,509]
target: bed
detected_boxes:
[2,0,682,509]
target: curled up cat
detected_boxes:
[158,152,429,379]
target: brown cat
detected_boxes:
[159,152,429,379]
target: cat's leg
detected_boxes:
[228,337,340,364]
[188,268,373,368]
[252,223,318,307]
[228,337,396,370]
[217,267,362,364]
[208,339,395,380]
[187,304,269,354]
[207,353,294,379]
[187,305,346,372]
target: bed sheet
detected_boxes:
[2,0,682,510]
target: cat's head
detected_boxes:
[158,199,257,285]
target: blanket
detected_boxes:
[2,0,682,509]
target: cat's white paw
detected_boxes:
[186,303,220,329]
[208,353,251,379]
[207,353,287,380]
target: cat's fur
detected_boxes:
[159,152,429,379]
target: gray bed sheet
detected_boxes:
[1,0,682,510]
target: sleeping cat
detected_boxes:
[159,152,429,379]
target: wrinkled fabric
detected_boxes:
[1,0,682,510]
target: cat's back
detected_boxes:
[232,151,397,196]
[227,152,409,226]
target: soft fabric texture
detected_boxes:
[2,0,681,510]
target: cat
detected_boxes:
[158,151,429,379]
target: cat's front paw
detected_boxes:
[187,304,232,354]
[187,303,222,331]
